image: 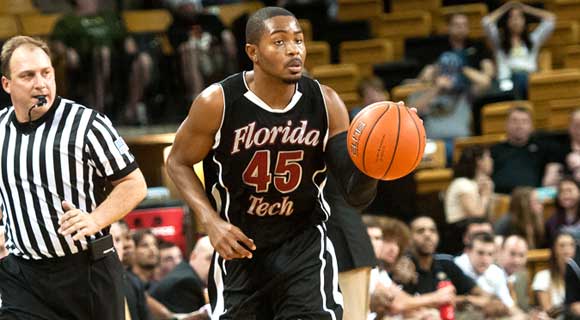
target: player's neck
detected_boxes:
[247,70,297,110]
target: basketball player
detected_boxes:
[167,7,387,319]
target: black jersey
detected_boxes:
[204,72,330,249]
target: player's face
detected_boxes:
[468,240,495,275]
[255,16,306,84]
[411,218,439,256]
[1,45,56,113]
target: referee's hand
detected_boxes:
[58,201,101,241]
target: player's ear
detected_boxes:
[245,44,258,63]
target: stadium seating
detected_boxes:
[417,140,447,170]
[435,3,488,39]
[391,0,441,14]
[548,97,580,130]
[0,15,19,40]
[563,44,580,69]
[529,69,580,129]
[339,39,395,77]
[336,0,383,22]
[372,11,432,59]
[415,168,453,194]
[18,13,61,37]
[0,0,37,14]
[390,82,429,102]
[453,134,506,163]
[305,41,331,72]
[208,1,263,28]
[542,20,579,67]
[299,19,312,41]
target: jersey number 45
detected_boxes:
[242,150,304,194]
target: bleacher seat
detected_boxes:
[541,20,579,67]
[311,63,360,93]
[0,15,20,40]
[122,10,172,34]
[417,140,447,170]
[390,82,429,102]
[208,1,263,28]
[336,0,383,22]
[481,100,534,135]
[564,45,580,69]
[415,168,453,194]
[0,0,37,14]
[305,41,330,72]
[18,13,62,37]
[547,0,580,25]
[490,194,510,223]
[372,11,432,59]
[453,134,506,163]
[339,39,395,77]
[299,19,312,41]
[391,0,441,14]
[435,4,488,39]
[529,69,580,129]
[548,97,580,130]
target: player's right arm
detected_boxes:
[167,85,255,260]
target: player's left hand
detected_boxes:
[58,201,101,241]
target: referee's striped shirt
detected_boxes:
[0,97,138,260]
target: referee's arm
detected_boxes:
[59,169,147,241]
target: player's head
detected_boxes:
[1,36,56,112]
[245,7,305,84]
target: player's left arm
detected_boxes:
[59,168,147,241]
[322,85,378,209]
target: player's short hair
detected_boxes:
[246,7,295,45]
[1,36,51,79]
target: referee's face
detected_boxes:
[2,44,55,115]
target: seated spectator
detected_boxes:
[349,77,389,120]
[118,220,137,269]
[110,221,152,320]
[447,217,494,255]
[366,217,456,319]
[150,236,212,316]
[165,0,238,103]
[495,187,546,249]
[482,1,555,99]
[158,241,183,280]
[409,51,474,154]
[402,216,512,318]
[132,229,160,289]
[545,109,580,186]
[533,232,577,317]
[498,235,530,311]
[50,0,126,114]
[445,146,494,243]
[545,178,580,245]
[491,106,555,194]
[417,13,494,97]
[565,252,580,318]
[454,232,515,309]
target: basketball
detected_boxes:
[347,101,426,181]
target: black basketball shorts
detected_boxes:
[208,223,344,320]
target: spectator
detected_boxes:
[454,232,515,309]
[546,109,580,186]
[418,13,494,96]
[409,51,474,155]
[482,1,555,99]
[50,0,126,114]
[495,187,546,249]
[165,0,237,103]
[110,222,152,320]
[533,232,577,317]
[463,217,494,247]
[491,106,554,194]
[446,146,494,225]
[565,253,580,318]
[444,217,494,256]
[402,217,511,318]
[545,178,580,245]
[150,236,213,315]
[118,220,137,269]
[132,229,160,289]
[158,241,183,280]
[498,235,530,311]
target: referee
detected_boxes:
[0,36,147,319]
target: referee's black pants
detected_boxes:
[0,250,124,320]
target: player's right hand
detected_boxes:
[205,216,256,260]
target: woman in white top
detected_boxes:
[532,232,577,316]
[482,1,555,99]
[445,146,494,224]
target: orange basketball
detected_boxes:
[347,101,426,180]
